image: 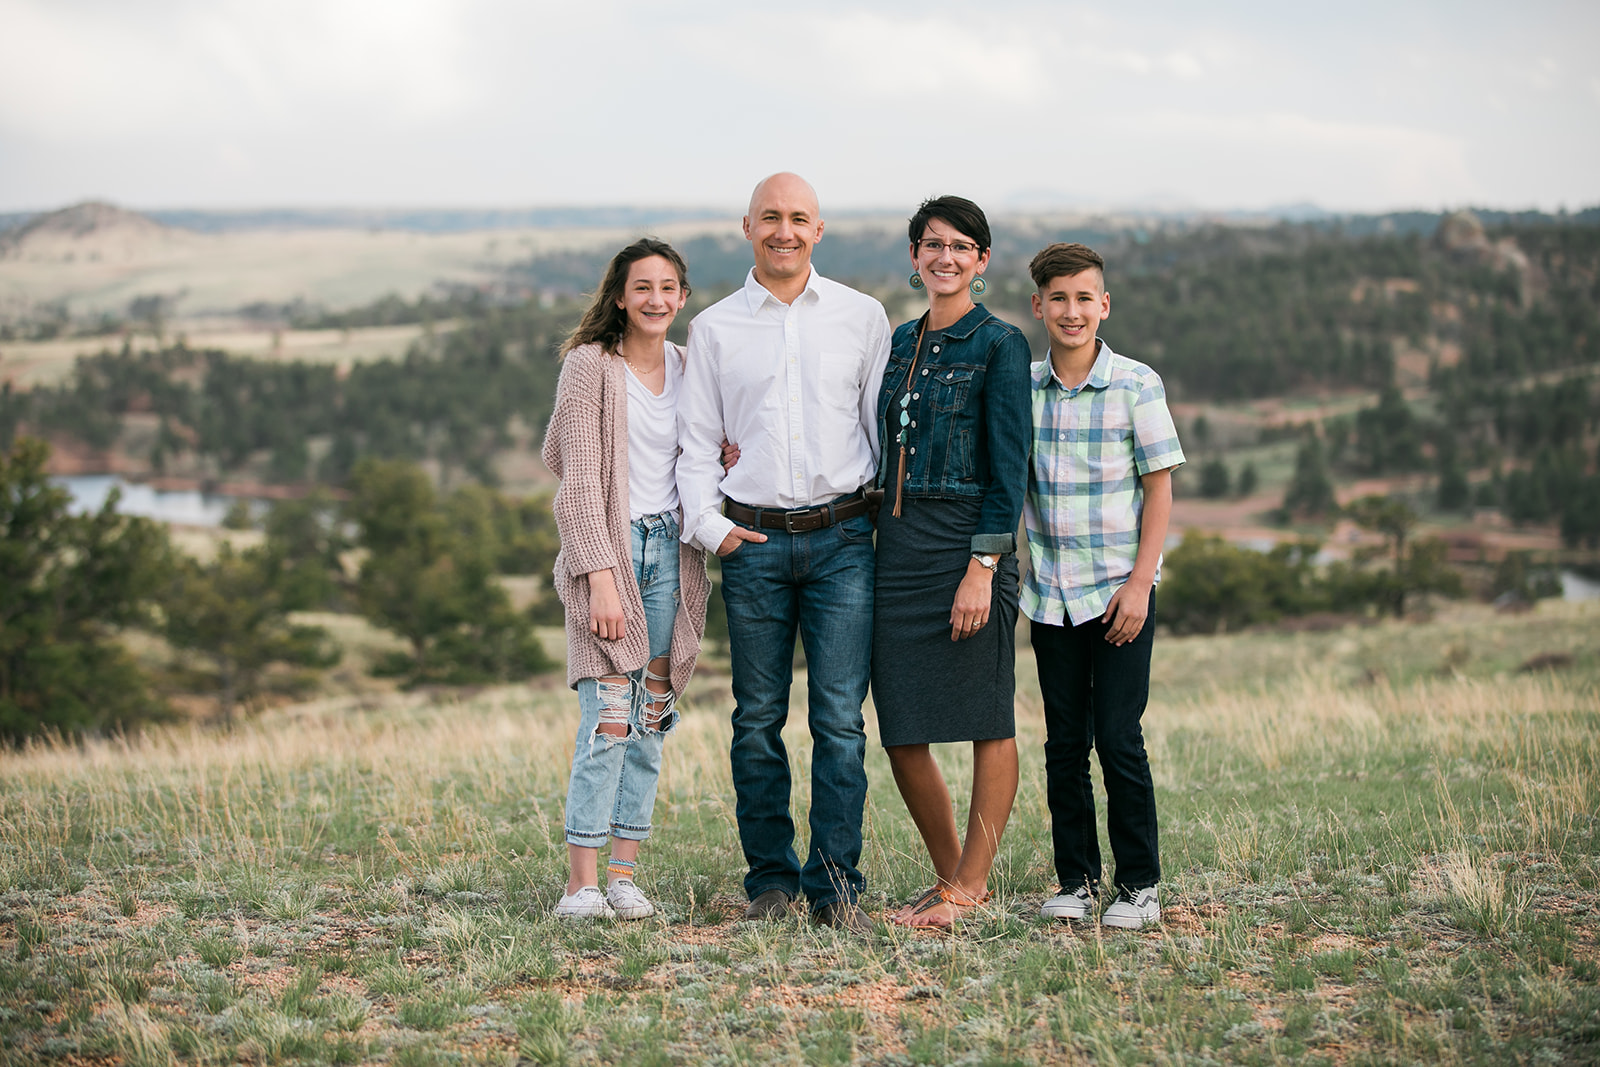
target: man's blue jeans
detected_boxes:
[1029,589,1162,893]
[717,509,875,908]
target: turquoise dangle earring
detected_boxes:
[909,271,924,290]
[969,276,987,296]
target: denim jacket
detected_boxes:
[874,303,1032,554]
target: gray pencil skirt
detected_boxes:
[870,495,1018,747]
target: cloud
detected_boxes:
[0,0,202,139]
[816,12,1051,103]
[195,0,480,124]
[1130,110,1480,207]
[1100,47,1208,80]
[1526,56,1561,92]
[661,9,1052,106]
[0,0,480,142]
[0,0,1594,211]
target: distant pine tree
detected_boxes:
[1199,458,1231,499]
[0,437,172,740]
[1282,438,1337,520]
[1236,462,1259,498]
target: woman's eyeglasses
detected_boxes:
[918,239,980,257]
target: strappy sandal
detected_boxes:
[893,886,992,930]
[892,885,942,922]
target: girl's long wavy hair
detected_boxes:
[560,238,691,357]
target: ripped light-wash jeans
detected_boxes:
[563,511,680,847]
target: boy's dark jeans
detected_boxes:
[1030,590,1161,893]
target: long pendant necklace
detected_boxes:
[891,317,928,519]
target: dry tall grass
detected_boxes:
[1,616,1595,1065]
[4,653,1592,887]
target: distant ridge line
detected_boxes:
[149,206,734,234]
[1,202,1597,238]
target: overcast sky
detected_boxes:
[1,0,1596,216]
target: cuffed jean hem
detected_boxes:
[564,823,652,847]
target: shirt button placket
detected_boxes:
[785,305,806,506]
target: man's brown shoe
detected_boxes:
[744,888,794,920]
[812,900,873,935]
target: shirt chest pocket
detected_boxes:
[818,350,861,412]
[929,365,977,413]
[1075,404,1133,454]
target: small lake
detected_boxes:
[55,474,246,527]
[1562,569,1600,602]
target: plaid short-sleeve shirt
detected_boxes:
[1021,338,1185,627]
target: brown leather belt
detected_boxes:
[725,491,869,534]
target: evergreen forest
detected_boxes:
[3,207,1598,737]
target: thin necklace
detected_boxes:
[616,339,664,379]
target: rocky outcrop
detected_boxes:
[1434,210,1536,306]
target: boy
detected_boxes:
[1023,243,1184,929]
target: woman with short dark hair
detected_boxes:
[873,196,1032,928]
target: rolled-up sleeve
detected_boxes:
[1130,371,1186,475]
[972,329,1033,555]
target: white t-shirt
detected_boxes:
[625,342,684,520]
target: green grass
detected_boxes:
[0,599,1595,1064]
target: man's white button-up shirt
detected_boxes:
[677,267,892,553]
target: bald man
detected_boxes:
[677,173,891,933]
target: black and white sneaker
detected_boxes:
[1039,885,1096,921]
[1100,886,1160,929]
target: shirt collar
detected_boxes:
[742,266,821,314]
[932,303,992,341]
[1034,337,1114,392]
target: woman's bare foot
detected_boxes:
[890,886,988,929]
[891,886,942,923]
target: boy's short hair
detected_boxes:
[1029,242,1105,289]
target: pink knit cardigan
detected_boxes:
[540,341,710,694]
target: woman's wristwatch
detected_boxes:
[970,553,997,572]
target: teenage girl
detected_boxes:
[541,238,710,919]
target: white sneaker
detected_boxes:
[1101,886,1160,930]
[606,879,656,920]
[554,885,614,919]
[1040,885,1097,921]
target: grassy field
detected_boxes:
[1,601,1596,1065]
[0,324,448,390]
[0,224,629,322]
